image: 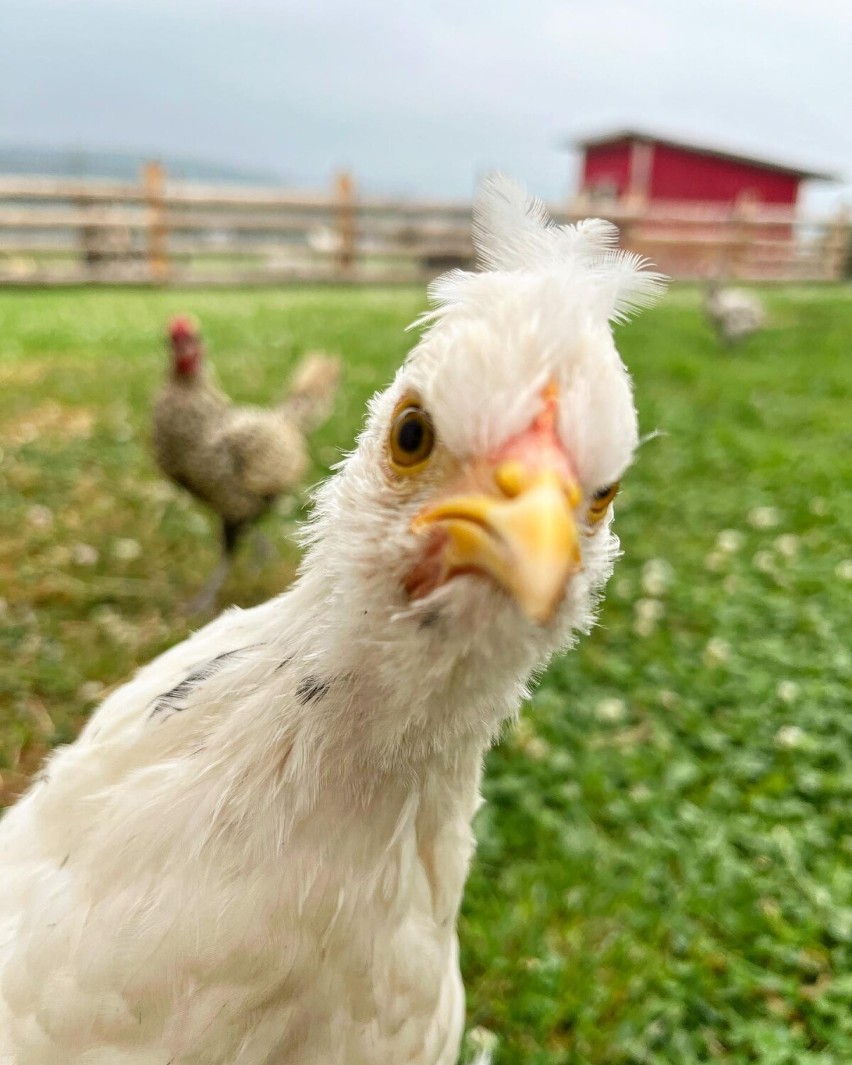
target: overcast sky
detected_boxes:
[2,0,849,208]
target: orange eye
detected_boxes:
[389,405,435,471]
[587,482,620,523]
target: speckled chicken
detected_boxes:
[153,317,340,608]
[704,280,766,346]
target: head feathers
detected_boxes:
[427,173,667,325]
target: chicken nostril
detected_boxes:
[494,461,530,499]
[496,461,581,509]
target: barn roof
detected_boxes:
[572,128,837,182]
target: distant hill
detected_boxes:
[0,145,279,185]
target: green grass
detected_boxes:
[1,284,851,1063]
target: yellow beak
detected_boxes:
[411,466,581,624]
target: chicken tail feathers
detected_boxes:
[281,352,342,433]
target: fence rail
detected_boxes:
[0,166,847,285]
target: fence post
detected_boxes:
[824,207,850,280]
[333,170,356,279]
[617,210,635,253]
[143,161,169,283]
[77,201,100,278]
[729,193,755,280]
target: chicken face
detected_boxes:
[401,385,582,625]
[364,271,642,637]
[168,315,204,377]
[304,177,664,695]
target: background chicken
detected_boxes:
[0,177,665,1065]
[153,316,340,609]
[703,279,766,346]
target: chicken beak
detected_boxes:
[411,466,581,624]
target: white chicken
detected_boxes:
[0,176,666,1065]
[704,280,766,346]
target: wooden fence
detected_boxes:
[0,165,847,285]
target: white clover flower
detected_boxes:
[703,637,730,667]
[595,697,628,722]
[112,538,142,561]
[641,558,674,597]
[776,680,799,704]
[71,543,99,566]
[93,606,137,646]
[94,606,121,628]
[810,497,828,517]
[524,736,551,761]
[748,505,780,530]
[27,504,54,529]
[467,1027,499,1055]
[775,724,806,750]
[635,598,665,622]
[774,534,799,558]
[512,718,549,759]
[77,680,105,703]
[634,597,664,637]
[717,529,745,553]
[753,550,775,573]
[836,560,852,582]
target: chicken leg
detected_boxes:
[186,519,244,615]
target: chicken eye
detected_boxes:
[587,481,620,523]
[389,406,435,471]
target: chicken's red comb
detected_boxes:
[168,315,200,342]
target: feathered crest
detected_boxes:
[426,174,667,325]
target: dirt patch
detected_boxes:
[0,361,49,387]
[0,401,95,446]
[0,736,50,807]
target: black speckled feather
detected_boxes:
[149,648,251,721]
[295,675,331,706]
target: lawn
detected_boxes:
[1,284,851,1064]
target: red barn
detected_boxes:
[574,128,832,209]
[571,129,837,279]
